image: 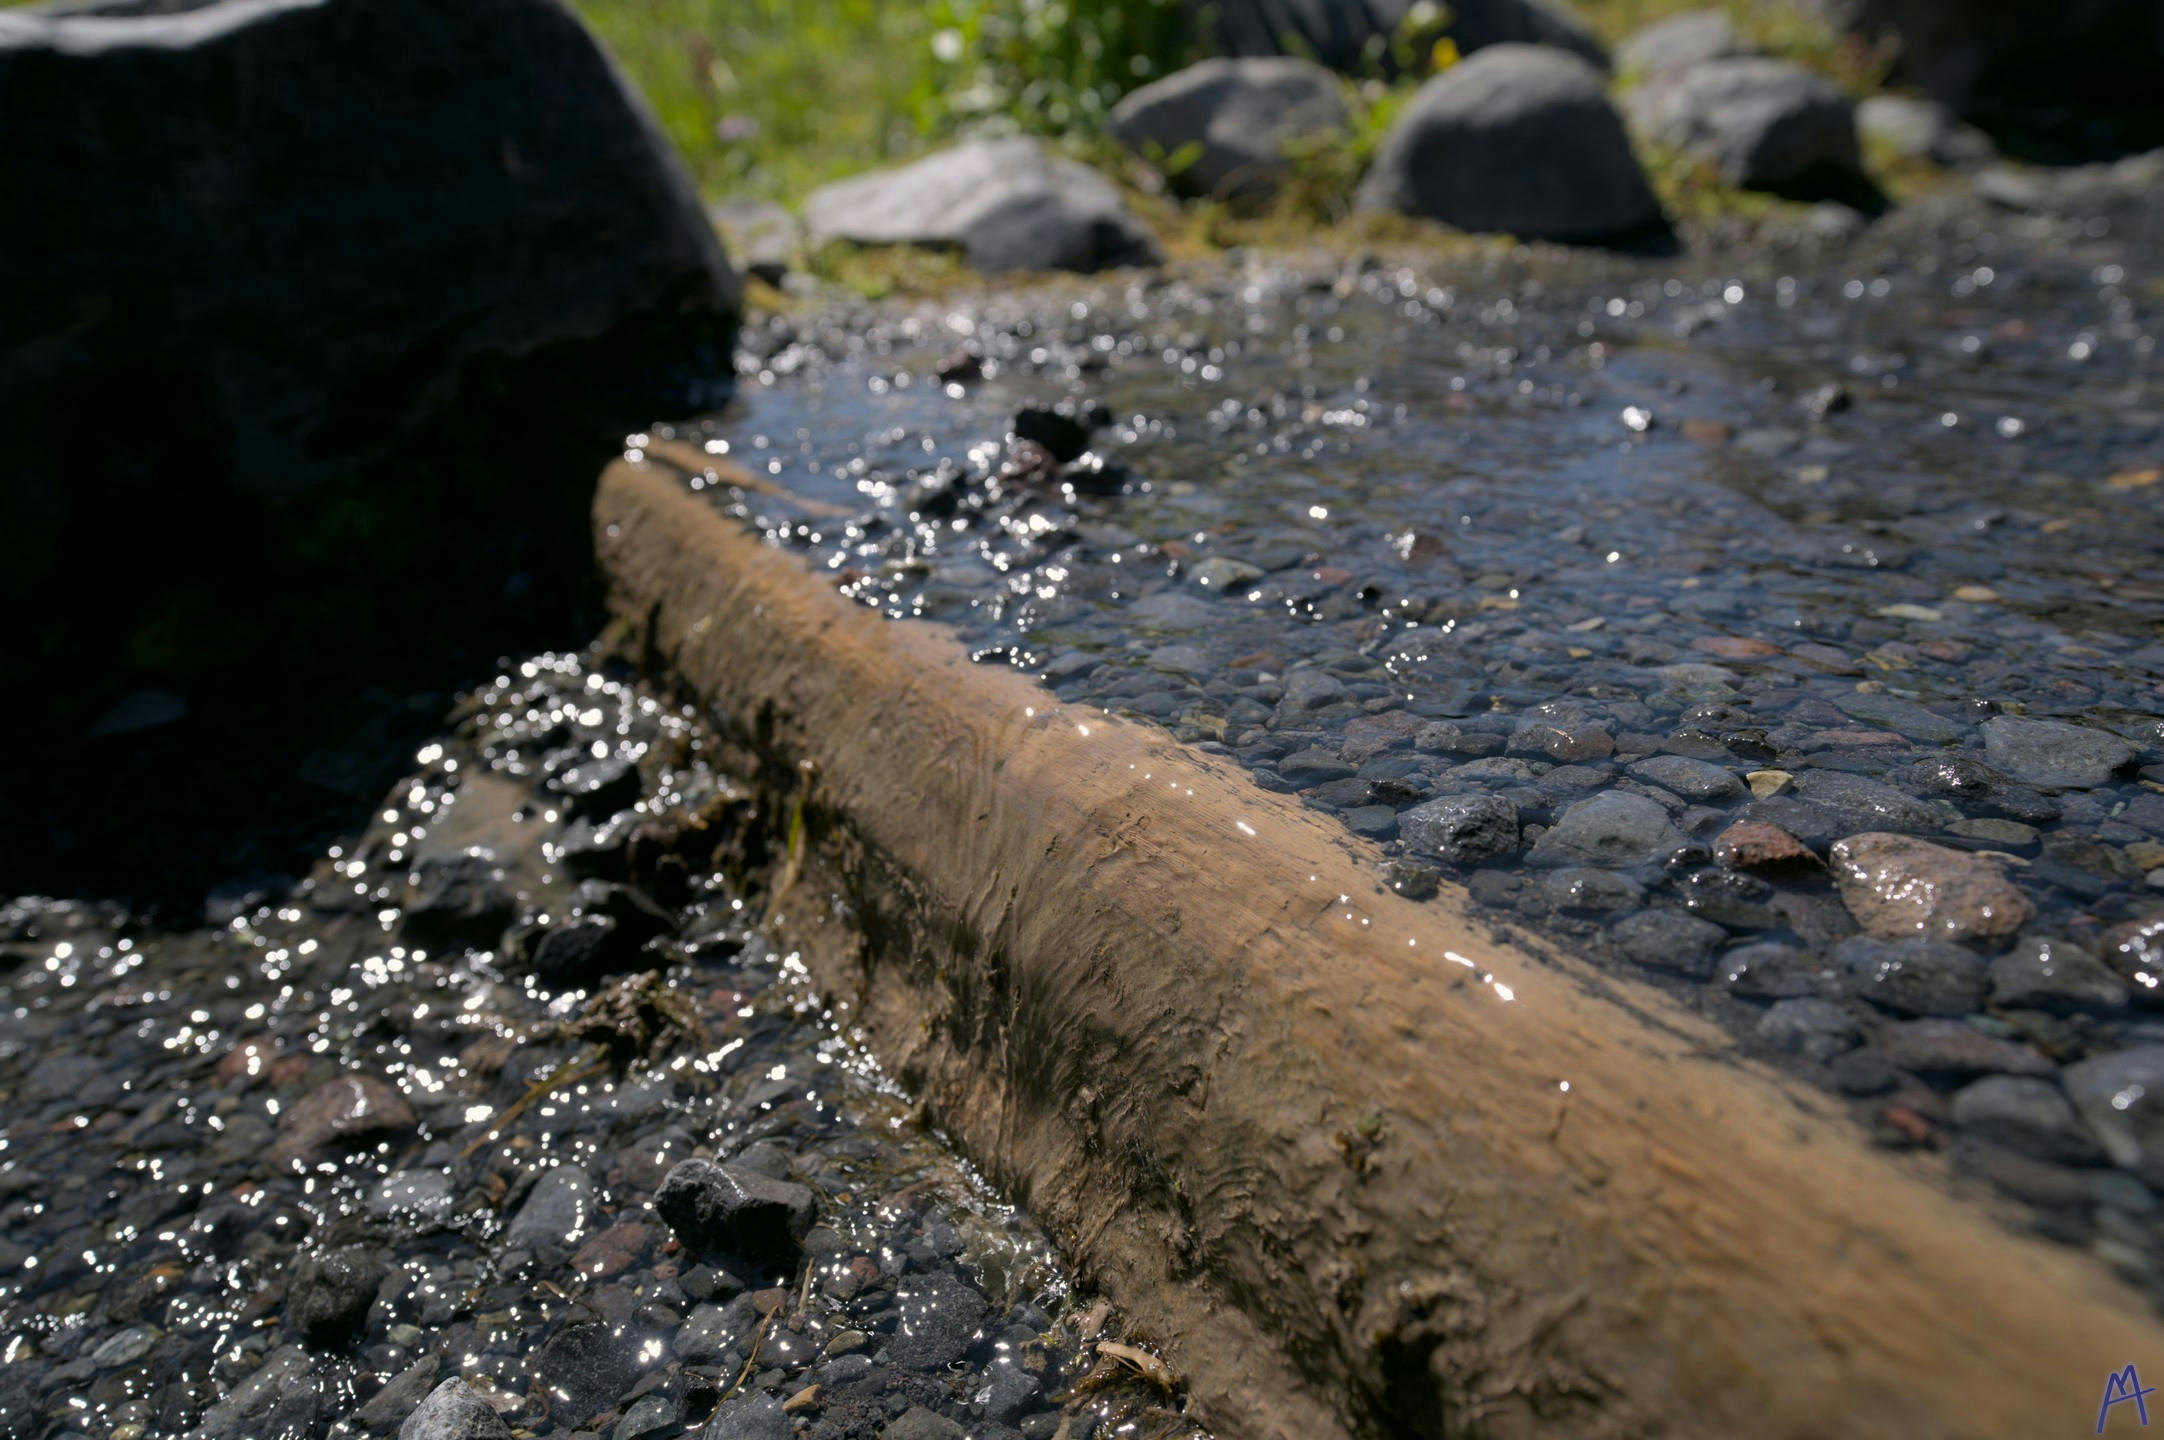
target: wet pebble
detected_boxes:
[396,1377,513,1440]
[1755,998,1861,1061]
[1396,793,1519,865]
[1951,1076,2104,1166]
[1829,833,2032,944]
[655,1159,817,1263]
[1526,792,1681,868]
[1837,936,1988,1017]
[1981,716,2139,790]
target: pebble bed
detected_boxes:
[0,657,1204,1440]
[653,176,2164,1284]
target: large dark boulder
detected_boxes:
[0,0,738,905]
[1195,0,1608,74]
[1357,44,1661,242]
[1810,0,2164,156]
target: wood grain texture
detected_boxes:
[598,452,2162,1439]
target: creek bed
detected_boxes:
[0,656,1203,1440]
[654,176,2164,1284]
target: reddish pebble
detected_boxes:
[1716,821,1819,871]
[1311,566,1355,587]
[216,1038,280,1084]
[1918,639,1972,662]
[1812,729,1905,747]
[1693,635,1782,660]
[571,1220,649,1279]
[1681,418,1731,445]
[1881,1105,1936,1146]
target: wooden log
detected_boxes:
[597,452,2163,1440]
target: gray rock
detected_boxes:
[402,850,515,951]
[357,1357,441,1433]
[1609,909,1728,978]
[1836,936,1987,1017]
[1988,936,2129,1013]
[1629,754,1745,801]
[1720,941,1834,1000]
[655,1158,817,1262]
[802,138,1160,274]
[881,1406,965,1440]
[91,1324,157,1368]
[503,1164,594,1260]
[709,198,799,286]
[1538,867,1646,914]
[368,1169,457,1225]
[2066,1047,2164,1186]
[978,1363,1044,1424]
[702,1392,789,1440]
[1951,1076,2104,1165]
[887,1271,990,1369]
[1879,1019,2054,1079]
[1791,770,1944,834]
[271,1073,418,1168]
[1629,57,1861,192]
[1527,791,1682,868]
[1199,0,1610,74]
[398,1377,513,1440]
[1398,792,1521,865]
[1980,716,2138,790]
[1280,669,1349,711]
[1830,691,1966,743]
[674,1295,758,1362]
[196,1344,315,1438]
[1616,9,1746,75]
[287,1245,383,1347]
[1507,717,1615,762]
[1356,45,1661,243]
[1756,998,1862,1061]
[617,1393,680,1440]
[1856,94,1994,167]
[1110,57,1347,202]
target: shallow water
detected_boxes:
[0,657,1203,1440]
[660,180,2164,1282]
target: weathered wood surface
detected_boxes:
[598,451,2162,1440]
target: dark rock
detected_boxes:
[1829,691,1966,744]
[703,1391,789,1440]
[1385,861,1442,901]
[2101,912,2164,986]
[655,1159,817,1263]
[531,917,647,989]
[1109,56,1347,202]
[287,1246,383,1347]
[398,1377,514,1440]
[1608,908,1727,978]
[1011,400,1105,464]
[357,1356,441,1433]
[978,1364,1043,1424]
[1980,716,2137,789]
[881,1407,965,1440]
[1878,1019,2054,1079]
[534,1318,651,1433]
[1629,57,1862,192]
[1837,936,1987,1017]
[802,138,1160,274]
[1629,754,1744,801]
[1198,0,1610,74]
[1988,937,2129,1013]
[552,756,641,820]
[1951,1076,2104,1165]
[1356,45,1661,243]
[401,850,514,951]
[886,1272,990,1369]
[1538,867,1646,914]
[675,1295,758,1362]
[1720,941,1833,1000]
[503,1164,595,1261]
[2031,838,2143,899]
[1755,998,1862,1061]
[1526,792,1682,868]
[1790,770,1944,834]
[1398,793,1521,865]
[271,1074,418,1168]
[2066,1047,2164,1186]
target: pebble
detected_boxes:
[703,1391,790,1440]
[1877,1020,2054,1079]
[1396,793,1520,865]
[1987,937,2129,1013]
[1828,833,2032,943]
[1790,771,1945,835]
[887,1272,990,1369]
[356,1357,441,1432]
[655,1159,818,1263]
[1755,999,1861,1061]
[287,1246,383,1346]
[271,1073,418,1168]
[1526,792,1682,868]
[2101,912,2164,987]
[883,1407,966,1440]
[1608,908,1727,978]
[1714,820,1816,870]
[396,1376,513,1440]
[1630,754,1745,801]
[503,1163,596,1260]
[1950,1076,2104,1165]
[1539,867,1646,914]
[1836,936,1987,1017]
[1830,692,1966,744]
[1980,715,2139,790]
[2066,1048,2164,1186]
